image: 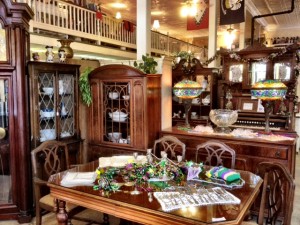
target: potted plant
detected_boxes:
[79,67,93,106]
[133,54,158,74]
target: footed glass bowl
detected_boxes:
[209,109,238,133]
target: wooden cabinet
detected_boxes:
[219,43,299,131]
[172,58,219,126]
[0,0,33,222]
[27,61,81,148]
[88,64,161,160]
[161,127,296,177]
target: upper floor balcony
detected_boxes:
[17,0,206,60]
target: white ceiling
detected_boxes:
[97,0,300,41]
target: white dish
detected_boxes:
[60,131,71,138]
[42,87,54,94]
[111,117,127,122]
[122,95,130,100]
[109,92,119,99]
[108,132,122,142]
[109,111,128,118]
[40,129,56,140]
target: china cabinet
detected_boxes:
[27,61,81,163]
[172,58,219,126]
[219,43,299,132]
[0,0,33,222]
[88,64,161,160]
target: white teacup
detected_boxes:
[191,112,197,117]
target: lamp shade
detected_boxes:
[251,80,287,101]
[173,79,202,99]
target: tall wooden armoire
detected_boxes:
[0,0,33,222]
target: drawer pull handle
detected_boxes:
[275,151,280,158]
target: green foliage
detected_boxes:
[133,54,158,74]
[79,67,93,106]
[173,51,194,59]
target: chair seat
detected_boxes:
[39,194,78,212]
[241,221,257,225]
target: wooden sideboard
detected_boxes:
[161,127,297,177]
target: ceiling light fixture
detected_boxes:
[152,20,160,31]
[226,25,235,50]
[116,11,122,19]
[181,0,199,17]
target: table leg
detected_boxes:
[56,200,68,225]
[103,213,110,225]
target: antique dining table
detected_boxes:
[48,160,263,225]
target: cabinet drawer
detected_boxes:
[233,144,288,160]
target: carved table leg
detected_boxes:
[56,200,68,225]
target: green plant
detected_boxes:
[133,54,158,74]
[174,51,194,59]
[79,67,93,106]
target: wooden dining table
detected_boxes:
[48,160,263,225]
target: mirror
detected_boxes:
[274,62,291,81]
[249,62,267,85]
[0,23,7,61]
[229,64,243,82]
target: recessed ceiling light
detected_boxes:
[110,3,127,9]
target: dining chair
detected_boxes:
[153,135,186,161]
[242,162,295,225]
[195,140,236,169]
[31,140,91,225]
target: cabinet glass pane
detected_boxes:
[0,79,11,204]
[58,74,75,138]
[103,82,130,144]
[249,62,267,85]
[39,72,56,142]
[0,24,7,61]
[274,63,291,81]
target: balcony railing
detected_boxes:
[18,0,205,58]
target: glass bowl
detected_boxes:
[209,109,238,133]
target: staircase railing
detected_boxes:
[18,0,205,57]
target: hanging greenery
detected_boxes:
[133,54,158,74]
[79,67,93,106]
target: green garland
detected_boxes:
[79,67,93,106]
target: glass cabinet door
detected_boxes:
[249,62,267,85]
[102,81,131,145]
[38,72,75,142]
[39,72,56,142]
[0,78,11,204]
[58,73,75,139]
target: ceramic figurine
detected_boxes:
[32,52,40,61]
[58,50,66,63]
[45,46,54,62]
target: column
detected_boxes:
[208,0,217,67]
[136,0,151,60]
[239,23,245,50]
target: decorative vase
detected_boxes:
[57,39,74,59]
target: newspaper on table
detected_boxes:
[154,187,240,212]
[60,172,97,187]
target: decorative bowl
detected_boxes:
[109,92,119,99]
[109,111,128,118]
[40,109,55,118]
[42,87,54,94]
[40,129,56,141]
[209,109,238,133]
[108,132,122,142]
[202,98,210,105]
[122,95,130,100]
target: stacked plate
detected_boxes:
[109,110,128,122]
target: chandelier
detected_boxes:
[181,0,198,17]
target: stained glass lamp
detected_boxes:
[173,79,202,127]
[251,80,287,133]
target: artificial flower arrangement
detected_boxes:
[93,157,206,193]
